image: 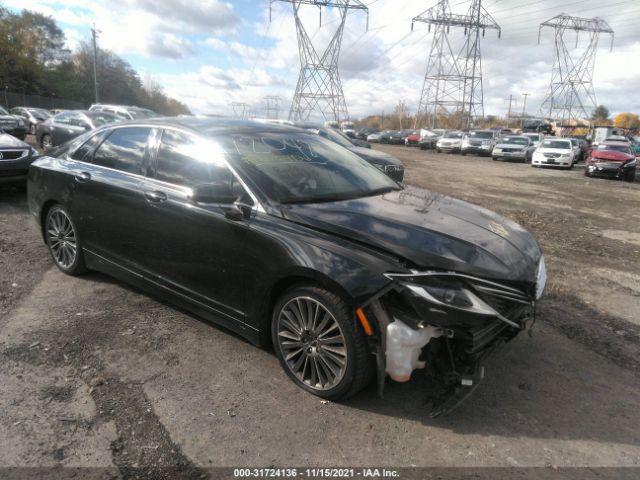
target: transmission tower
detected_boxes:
[231,102,250,119]
[270,0,368,123]
[264,95,281,119]
[412,0,500,129]
[538,14,614,126]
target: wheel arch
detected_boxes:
[39,200,59,243]
[256,268,355,347]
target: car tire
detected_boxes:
[492,156,498,161]
[623,169,636,182]
[30,124,36,135]
[436,148,441,153]
[271,284,374,400]
[41,134,53,150]
[44,205,87,276]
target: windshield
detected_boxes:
[503,137,529,145]
[541,140,571,149]
[468,131,493,139]
[598,144,632,154]
[444,132,462,139]
[524,134,541,141]
[221,133,400,204]
[0,106,9,115]
[28,108,51,118]
[318,128,353,149]
[88,113,119,126]
[129,109,158,119]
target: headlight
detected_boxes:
[17,119,25,126]
[398,277,497,316]
[560,153,571,158]
[536,256,547,300]
[494,148,502,153]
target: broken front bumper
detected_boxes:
[361,263,545,415]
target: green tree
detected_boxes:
[591,105,610,123]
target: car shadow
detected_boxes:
[345,295,640,448]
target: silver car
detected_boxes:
[492,136,536,162]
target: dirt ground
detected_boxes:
[1,140,639,477]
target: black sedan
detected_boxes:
[0,105,28,140]
[27,118,546,411]
[36,110,119,150]
[0,130,38,185]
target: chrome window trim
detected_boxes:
[63,123,266,214]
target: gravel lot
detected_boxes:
[1,141,639,476]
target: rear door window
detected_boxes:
[92,127,151,175]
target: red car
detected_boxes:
[404,131,421,146]
[585,141,636,182]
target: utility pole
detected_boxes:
[264,95,281,119]
[91,23,100,104]
[504,94,516,128]
[521,92,530,127]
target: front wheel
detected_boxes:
[272,285,373,400]
[41,134,53,150]
[45,205,87,275]
[623,169,636,182]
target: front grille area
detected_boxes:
[385,165,405,182]
[543,152,561,158]
[0,149,28,161]
[501,148,523,153]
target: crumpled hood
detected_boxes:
[0,132,30,148]
[589,150,634,163]
[349,146,402,167]
[282,186,542,282]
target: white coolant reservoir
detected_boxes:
[385,320,442,382]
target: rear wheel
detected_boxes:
[41,134,53,150]
[272,285,373,400]
[45,205,87,275]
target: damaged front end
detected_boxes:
[360,258,547,416]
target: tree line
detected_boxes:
[0,8,191,115]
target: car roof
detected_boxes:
[601,140,630,146]
[97,117,308,136]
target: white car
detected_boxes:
[367,132,382,142]
[492,136,536,162]
[531,138,575,169]
[522,132,544,148]
[436,131,464,153]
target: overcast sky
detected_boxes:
[6,0,640,120]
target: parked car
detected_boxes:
[522,119,554,135]
[404,130,421,146]
[27,118,546,409]
[531,138,575,169]
[522,132,544,148]
[492,136,536,162]
[340,121,356,138]
[0,129,39,186]
[89,104,159,120]
[379,130,396,144]
[436,131,464,153]
[585,141,636,182]
[9,107,52,135]
[366,131,382,143]
[461,130,498,156]
[0,105,28,140]
[356,128,378,140]
[570,138,589,163]
[418,129,444,150]
[37,110,120,150]
[631,137,640,155]
[297,123,403,182]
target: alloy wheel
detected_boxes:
[276,296,348,391]
[46,209,77,269]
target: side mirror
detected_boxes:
[191,182,237,205]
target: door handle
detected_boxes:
[144,190,167,203]
[74,172,91,183]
